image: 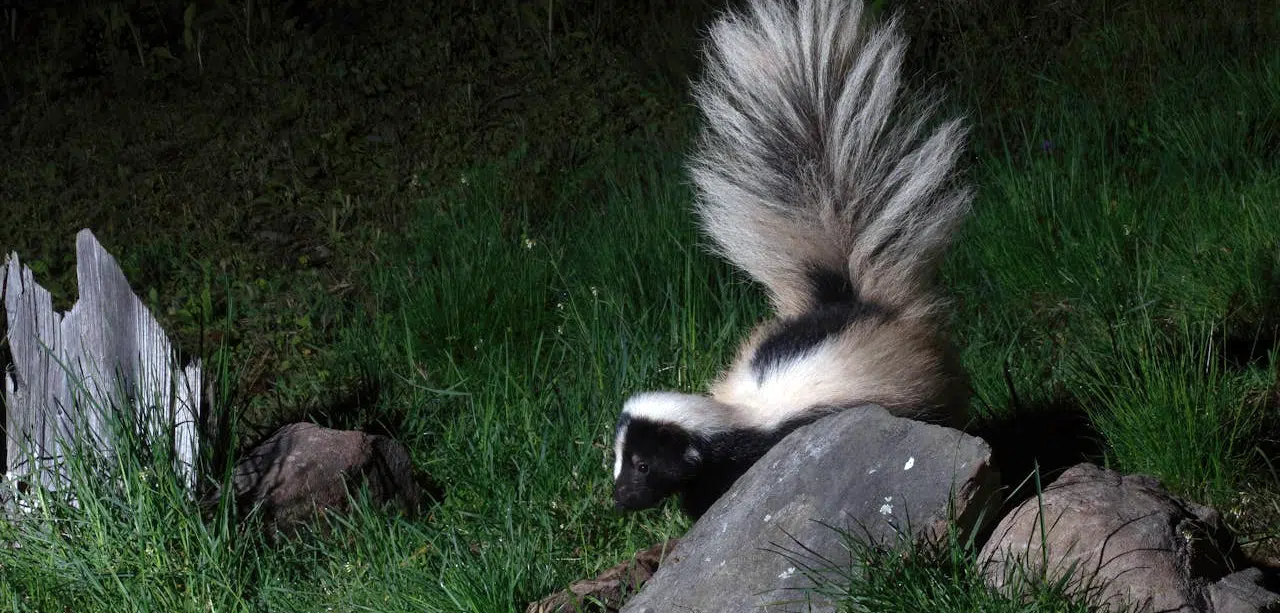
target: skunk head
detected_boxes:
[612,392,735,511]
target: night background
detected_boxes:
[1,0,1277,611]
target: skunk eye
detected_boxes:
[636,461,649,474]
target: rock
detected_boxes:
[526,540,679,613]
[232,422,423,535]
[978,463,1247,612]
[620,405,999,613]
[1207,568,1280,613]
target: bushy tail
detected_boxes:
[690,0,972,318]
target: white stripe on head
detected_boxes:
[621,391,740,435]
[613,422,628,480]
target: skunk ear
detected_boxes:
[683,445,702,466]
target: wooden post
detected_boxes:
[2,229,201,510]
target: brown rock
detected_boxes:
[1207,568,1280,613]
[526,540,678,613]
[232,422,423,535]
[979,463,1246,612]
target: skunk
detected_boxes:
[612,0,974,519]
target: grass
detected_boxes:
[794,525,1112,613]
[1,0,1278,611]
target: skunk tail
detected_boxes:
[690,0,972,319]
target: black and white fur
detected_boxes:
[613,0,973,519]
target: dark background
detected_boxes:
[1,0,1275,441]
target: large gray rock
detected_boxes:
[232,422,423,535]
[979,463,1252,613]
[620,405,999,613]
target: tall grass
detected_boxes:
[1071,318,1272,500]
[0,366,265,612]
[949,39,1280,506]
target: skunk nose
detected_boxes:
[613,484,636,511]
[613,487,627,509]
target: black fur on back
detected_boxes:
[749,267,893,384]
